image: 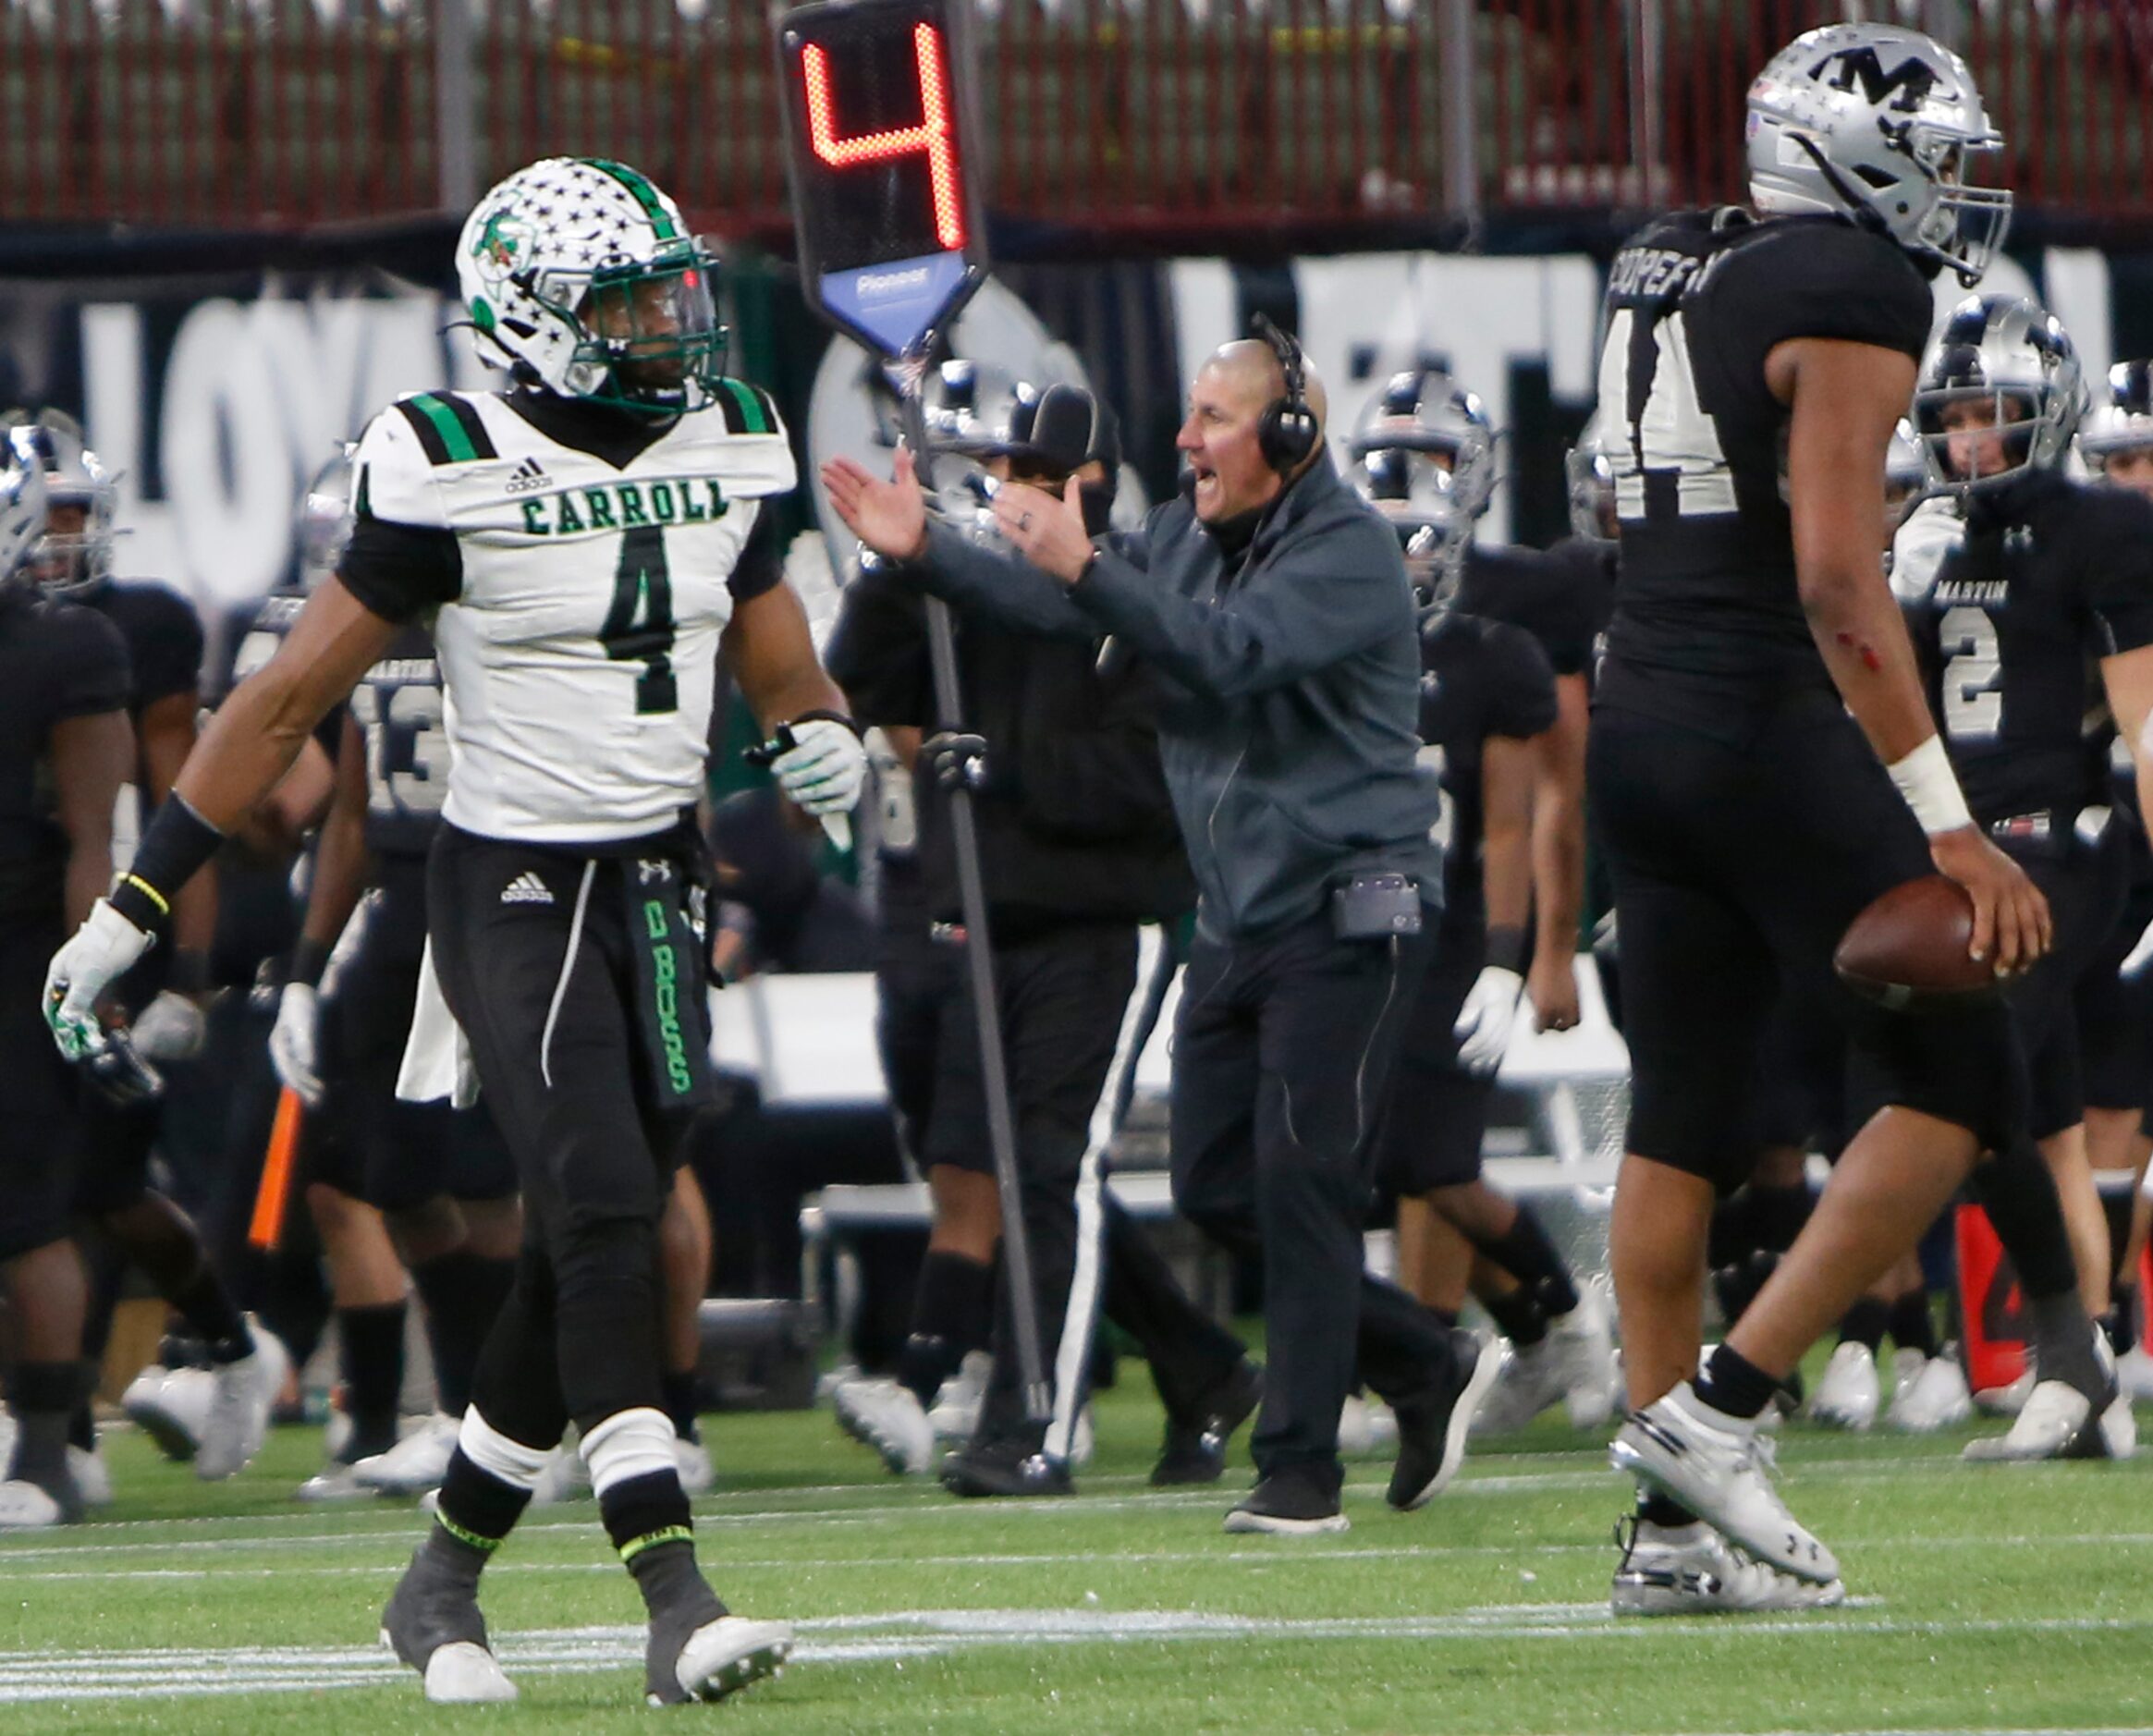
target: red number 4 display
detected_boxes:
[801,22,967,251]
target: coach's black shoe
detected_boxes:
[940,1434,1075,1498]
[1152,1362,1265,1487]
[379,1533,517,1705]
[1223,1467,1348,1535]
[1388,1329,1505,1510]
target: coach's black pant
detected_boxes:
[429,825,702,1447]
[1171,911,1440,1489]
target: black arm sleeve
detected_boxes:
[727,503,785,603]
[337,516,463,624]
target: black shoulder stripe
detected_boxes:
[716,378,778,436]
[392,393,498,466]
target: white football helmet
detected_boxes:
[11,409,118,597]
[295,445,357,593]
[0,424,51,591]
[456,156,726,415]
[1747,22,2011,287]
[1914,295,2085,494]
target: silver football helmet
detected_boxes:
[0,424,48,591]
[2081,360,2153,473]
[1914,295,2085,493]
[295,445,357,593]
[12,408,118,597]
[1348,369,1496,597]
[1565,411,1616,544]
[1747,22,2011,287]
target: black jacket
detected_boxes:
[826,549,1193,937]
[899,455,1441,939]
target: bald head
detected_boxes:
[1206,338,1330,433]
[1178,336,1329,524]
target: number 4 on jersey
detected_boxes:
[602,525,678,715]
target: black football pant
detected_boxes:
[428,826,690,1449]
[1171,911,1443,1491]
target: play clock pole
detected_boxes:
[775,0,1051,1424]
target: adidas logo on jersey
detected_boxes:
[500,872,554,906]
[505,456,550,495]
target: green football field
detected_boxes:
[5,1365,2150,1736]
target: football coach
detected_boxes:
[823,325,1500,1534]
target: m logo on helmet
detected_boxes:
[1815,45,1938,113]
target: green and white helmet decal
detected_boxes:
[455,156,728,416]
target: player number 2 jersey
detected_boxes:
[339,384,795,845]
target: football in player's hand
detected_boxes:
[1834,875,1997,1009]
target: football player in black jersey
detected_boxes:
[0,423,131,1525]
[1350,410,1618,1436]
[15,410,287,1490]
[2077,361,2153,1401]
[1592,23,2046,1611]
[1357,371,1609,1041]
[1894,296,2147,1460]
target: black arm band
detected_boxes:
[109,795,225,933]
[288,938,333,990]
[790,708,862,738]
[1486,926,1528,974]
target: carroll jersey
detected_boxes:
[1897,471,2153,827]
[1594,209,1932,734]
[1417,609,1558,923]
[350,624,449,860]
[337,383,794,845]
[0,590,130,923]
[1455,540,1613,683]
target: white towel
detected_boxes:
[397,935,480,1110]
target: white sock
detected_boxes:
[457,1406,555,1493]
[579,1407,678,1498]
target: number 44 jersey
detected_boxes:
[338,383,795,845]
[1592,207,1933,738]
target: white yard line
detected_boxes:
[4,1606,2153,1705]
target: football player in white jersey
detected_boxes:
[41,157,863,1707]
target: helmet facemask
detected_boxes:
[565,246,728,416]
[1914,297,2084,494]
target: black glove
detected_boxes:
[925,731,991,794]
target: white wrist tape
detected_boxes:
[1887,735,1975,837]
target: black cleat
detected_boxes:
[379,1537,516,1705]
[1223,1467,1348,1535]
[1152,1362,1264,1487]
[939,1435,1075,1498]
[1388,1329,1505,1510]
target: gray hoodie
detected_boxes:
[903,455,1442,940]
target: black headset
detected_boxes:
[1252,313,1319,474]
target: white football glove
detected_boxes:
[1452,964,1525,1077]
[130,988,207,1064]
[43,899,154,1061]
[772,716,866,832]
[269,983,324,1106]
[2122,916,2153,981]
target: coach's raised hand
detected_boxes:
[822,447,929,564]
